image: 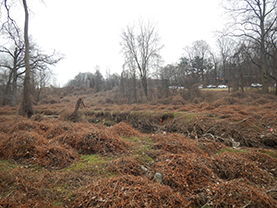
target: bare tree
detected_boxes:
[270,48,277,94]
[1,0,60,116]
[184,40,211,82]
[120,19,163,98]
[1,0,33,116]
[0,27,63,105]
[106,73,120,90]
[216,37,237,92]
[0,25,24,105]
[231,43,253,92]
[94,66,104,93]
[191,40,211,60]
[157,64,177,98]
[18,0,33,117]
[119,69,133,102]
[122,54,138,102]
[267,21,277,92]
[222,0,277,93]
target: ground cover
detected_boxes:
[0,90,276,207]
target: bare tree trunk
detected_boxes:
[11,48,18,106]
[132,71,137,103]
[11,66,17,106]
[261,36,268,93]
[19,0,33,118]
[141,76,148,98]
[3,71,12,105]
[239,71,244,92]
[260,8,268,94]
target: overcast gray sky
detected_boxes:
[27,0,225,86]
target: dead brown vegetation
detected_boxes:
[54,125,130,156]
[211,152,275,188]
[111,122,141,138]
[0,90,277,207]
[72,175,190,208]
[0,131,78,169]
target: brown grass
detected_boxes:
[211,152,275,188]
[72,175,190,208]
[0,90,277,207]
[53,125,130,156]
[0,130,78,169]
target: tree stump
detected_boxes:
[69,98,86,122]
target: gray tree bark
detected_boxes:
[19,0,34,118]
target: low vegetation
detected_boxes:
[0,89,277,207]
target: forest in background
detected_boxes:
[1,0,277,110]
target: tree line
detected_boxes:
[65,69,120,93]
[119,0,277,102]
[0,0,277,115]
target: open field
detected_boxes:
[0,89,277,207]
